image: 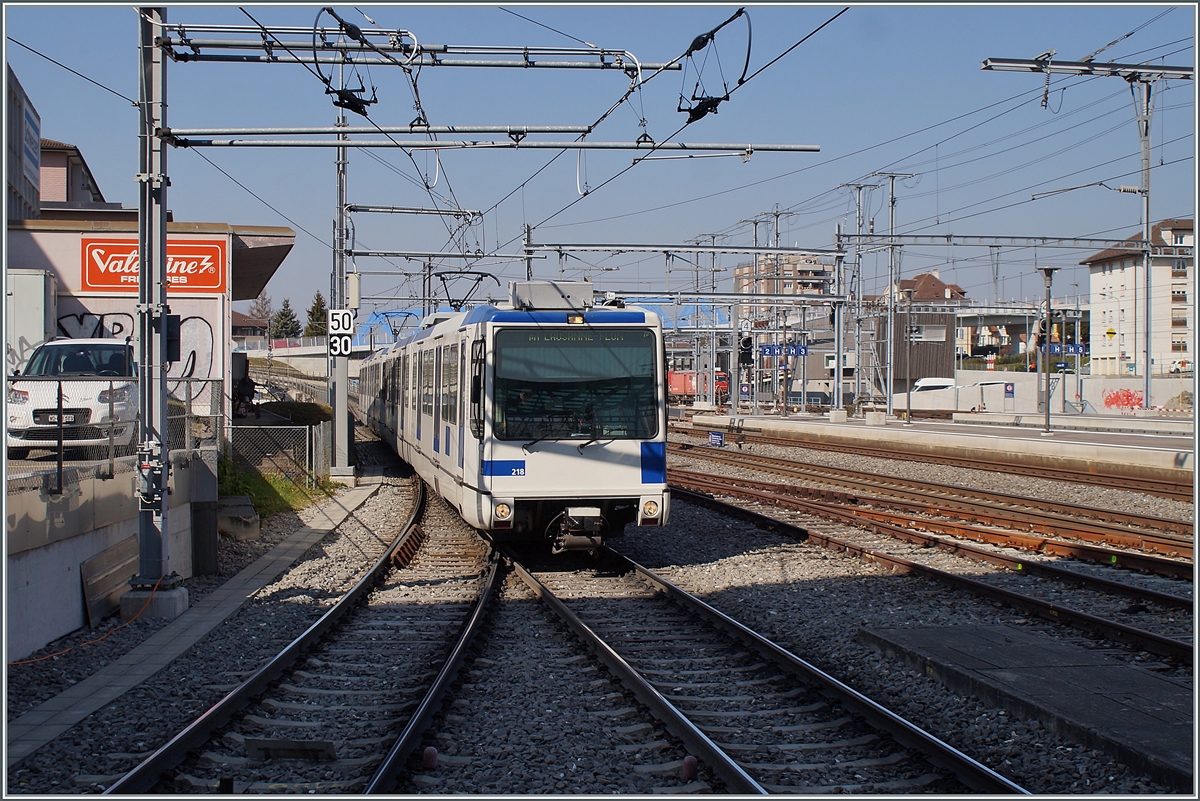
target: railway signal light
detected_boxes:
[738,336,754,365]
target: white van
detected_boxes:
[911,377,956,392]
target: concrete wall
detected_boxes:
[893,369,1194,414]
[5,452,207,660]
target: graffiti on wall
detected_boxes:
[6,338,44,375]
[26,311,216,381]
[1103,388,1144,414]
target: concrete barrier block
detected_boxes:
[828,409,849,423]
[865,411,887,426]
[218,496,260,542]
[120,586,189,622]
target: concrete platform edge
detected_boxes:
[856,627,1193,792]
[5,471,387,772]
[692,415,1193,477]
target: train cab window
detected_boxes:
[493,328,658,441]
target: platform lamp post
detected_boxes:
[903,289,915,426]
[1038,267,1059,435]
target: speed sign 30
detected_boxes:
[328,309,354,356]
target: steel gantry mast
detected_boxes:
[152,11,822,481]
[130,7,183,612]
[982,53,1193,407]
[869,173,914,416]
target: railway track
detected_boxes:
[669,424,1194,503]
[669,479,1193,665]
[502,547,1029,795]
[104,487,499,794]
[669,442,1194,555]
[670,468,1192,580]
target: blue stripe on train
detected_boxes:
[640,442,666,484]
[482,460,527,476]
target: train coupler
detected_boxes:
[552,507,604,553]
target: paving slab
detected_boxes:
[5,469,385,770]
[859,624,1193,791]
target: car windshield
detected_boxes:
[23,343,136,377]
[493,327,658,441]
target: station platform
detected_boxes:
[688,413,1195,479]
[5,469,385,771]
[859,624,1193,792]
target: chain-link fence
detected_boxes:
[7,376,225,494]
[226,420,331,489]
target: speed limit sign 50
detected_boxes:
[328,309,354,356]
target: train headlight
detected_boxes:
[641,500,660,518]
[495,502,512,520]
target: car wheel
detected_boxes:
[7,447,30,460]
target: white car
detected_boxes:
[1168,359,1192,374]
[7,338,138,459]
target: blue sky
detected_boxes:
[5,4,1195,316]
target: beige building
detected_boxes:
[1082,218,1193,376]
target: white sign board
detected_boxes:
[23,105,41,188]
[328,309,354,356]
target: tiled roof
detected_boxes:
[231,311,268,327]
[1079,218,1193,264]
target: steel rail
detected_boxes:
[671,424,1195,503]
[103,479,425,794]
[669,442,1194,547]
[673,486,1193,665]
[670,466,1192,578]
[365,550,502,793]
[611,550,1031,795]
[505,552,768,795]
[672,468,1192,609]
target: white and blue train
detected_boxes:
[358,280,670,552]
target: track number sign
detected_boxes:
[328,309,354,357]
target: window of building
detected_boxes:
[1172,260,1188,278]
[1174,232,1186,245]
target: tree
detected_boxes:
[271,298,302,339]
[247,291,273,323]
[303,291,328,337]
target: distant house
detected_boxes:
[898,270,968,303]
[875,270,960,384]
[232,311,268,347]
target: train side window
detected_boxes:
[401,354,408,415]
[469,339,484,438]
[421,349,435,416]
[442,343,459,425]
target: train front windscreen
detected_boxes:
[493,328,659,441]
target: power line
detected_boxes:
[188,150,330,248]
[7,37,136,105]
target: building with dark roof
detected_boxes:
[1080,218,1193,377]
